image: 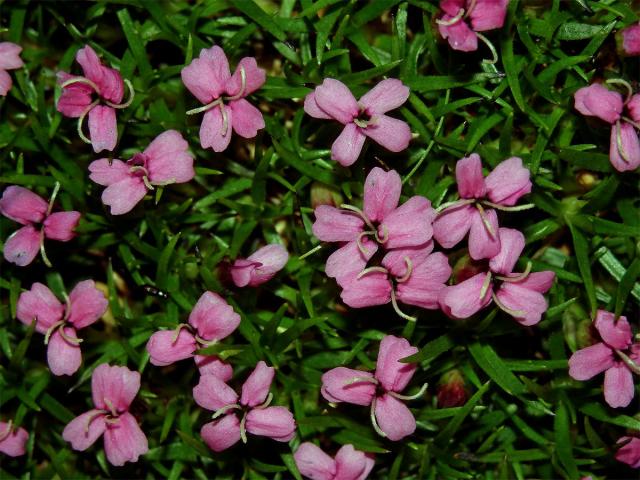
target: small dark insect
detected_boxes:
[142,285,169,299]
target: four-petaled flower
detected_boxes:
[16,280,108,376]
[568,310,639,408]
[0,420,28,457]
[57,45,134,153]
[230,244,289,287]
[0,42,24,96]
[62,364,148,466]
[437,0,508,52]
[294,442,375,480]
[304,78,411,166]
[193,361,296,452]
[181,45,266,152]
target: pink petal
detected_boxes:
[334,444,374,480]
[101,176,147,215]
[574,84,623,124]
[145,130,195,184]
[88,105,118,153]
[194,355,233,381]
[363,167,402,223]
[226,56,266,97]
[56,72,94,117]
[0,186,48,224]
[489,227,525,275]
[0,69,12,96]
[375,335,418,393]
[3,225,41,266]
[0,422,28,457]
[17,282,64,333]
[325,239,377,288]
[231,244,288,287]
[433,204,474,249]
[362,115,411,153]
[0,42,24,70]
[76,46,124,104]
[380,196,435,249]
[294,442,336,480]
[146,329,197,366]
[193,374,239,411]
[201,414,241,452]
[593,310,632,350]
[62,410,106,451]
[604,363,635,408]
[321,367,376,406]
[469,0,509,31]
[455,154,486,199]
[495,283,548,326]
[229,98,265,138]
[395,252,452,309]
[485,157,532,206]
[245,406,296,441]
[314,78,358,124]
[240,361,275,407]
[103,412,148,466]
[304,91,332,119]
[440,0,465,17]
[66,280,108,329]
[439,272,493,319]
[43,211,81,241]
[340,272,392,308]
[439,19,478,52]
[188,291,240,342]
[622,23,640,56]
[568,343,615,381]
[627,94,640,123]
[509,271,555,293]
[228,259,259,288]
[47,327,82,376]
[609,121,640,172]
[91,364,141,412]
[359,78,410,115]
[200,105,233,152]
[468,208,501,260]
[88,159,131,186]
[373,394,416,441]
[332,123,367,167]
[381,241,434,279]
[75,45,103,83]
[312,205,364,242]
[181,46,230,103]
[615,436,640,468]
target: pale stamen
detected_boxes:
[76,99,100,145]
[475,203,497,238]
[606,78,633,105]
[370,397,387,438]
[171,323,192,343]
[495,261,532,283]
[60,76,100,93]
[186,98,223,116]
[390,288,417,322]
[621,117,640,131]
[39,229,52,268]
[395,257,413,283]
[255,392,274,410]
[84,410,107,434]
[615,349,640,375]
[479,272,493,300]
[219,103,229,137]
[58,326,83,345]
[225,66,247,101]
[62,291,72,321]
[482,201,536,212]
[436,198,475,213]
[103,398,118,417]
[375,225,389,244]
[44,320,65,345]
[0,420,13,442]
[465,0,478,17]
[356,231,376,257]
[343,376,379,386]
[105,79,136,109]
[239,410,248,444]
[436,8,465,26]
[47,182,61,216]
[195,335,217,347]
[477,32,499,65]
[339,204,376,231]
[299,244,323,260]
[388,382,429,401]
[211,403,242,420]
[615,121,631,164]
[491,291,526,318]
[357,266,388,279]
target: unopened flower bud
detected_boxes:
[437,370,467,408]
[310,182,342,209]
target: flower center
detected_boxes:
[353,107,375,129]
[210,391,274,444]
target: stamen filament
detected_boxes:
[615,349,640,375]
[475,203,497,238]
[370,397,387,438]
[606,78,633,105]
[436,198,475,213]
[615,121,631,164]
[225,66,247,101]
[299,244,323,260]
[59,326,83,345]
[104,398,118,417]
[61,77,100,93]
[482,201,536,212]
[496,262,532,283]
[186,98,223,116]
[39,229,52,268]
[84,410,107,434]
[142,176,155,191]
[356,231,376,257]
[357,266,388,279]
[339,204,375,231]
[240,410,248,444]
[479,272,492,300]
[492,291,526,318]
[47,182,61,216]
[77,100,100,145]
[621,117,640,131]
[256,392,274,410]
[343,376,378,386]
[477,32,499,65]
[212,403,242,420]
[436,8,465,25]
[0,420,13,442]
[375,225,389,244]
[390,288,417,322]
[171,323,192,343]
[465,0,478,16]
[195,335,217,347]
[44,320,66,345]
[395,257,413,283]
[62,291,72,321]
[220,103,229,137]
[388,382,429,401]
[105,79,135,109]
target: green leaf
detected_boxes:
[231,0,287,41]
[117,9,153,83]
[567,221,597,314]
[435,381,490,445]
[468,342,526,396]
[554,401,579,479]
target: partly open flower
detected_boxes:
[294,442,375,480]
[0,42,24,96]
[88,130,195,215]
[304,78,411,166]
[57,45,134,153]
[621,22,640,56]
[0,184,81,267]
[230,244,289,287]
[62,364,148,466]
[182,45,266,152]
[0,420,28,457]
[615,435,640,469]
[16,280,108,376]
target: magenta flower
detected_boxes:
[88,130,195,215]
[0,42,24,96]
[615,436,640,469]
[57,45,134,153]
[574,82,640,172]
[621,23,640,56]
[181,45,266,152]
[294,442,375,480]
[16,280,108,376]
[439,228,555,325]
[230,244,289,287]
[433,154,532,260]
[568,310,639,408]
[0,420,28,457]
[146,291,240,369]
[321,335,425,441]
[437,0,508,52]
[62,364,148,466]
[0,185,81,267]
[193,361,296,452]
[304,78,411,166]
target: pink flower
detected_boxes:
[321,335,424,441]
[574,82,640,172]
[181,45,266,152]
[568,310,639,408]
[439,228,555,325]
[230,244,289,287]
[0,42,24,96]
[0,185,81,267]
[62,364,148,466]
[621,23,640,56]
[433,154,532,260]
[193,361,296,451]
[294,442,375,480]
[88,130,195,215]
[615,436,640,469]
[57,45,134,153]
[146,291,240,369]
[304,78,411,166]
[0,420,28,457]
[16,280,108,376]
[437,0,508,52]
